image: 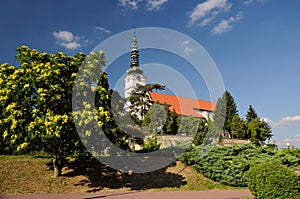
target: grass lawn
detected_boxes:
[0,155,237,194]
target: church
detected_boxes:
[124,30,215,121]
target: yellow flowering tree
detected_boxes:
[72,51,129,158]
[0,46,130,177]
[0,46,88,176]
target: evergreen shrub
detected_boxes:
[247,162,300,199]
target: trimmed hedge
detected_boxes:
[247,162,300,199]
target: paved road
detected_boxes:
[1,190,253,199]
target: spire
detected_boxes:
[132,29,138,52]
[129,29,141,72]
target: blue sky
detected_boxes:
[1,0,300,148]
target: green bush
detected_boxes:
[141,133,160,152]
[192,144,278,187]
[178,145,202,165]
[247,162,300,199]
[180,144,300,187]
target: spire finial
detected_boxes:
[134,28,136,38]
[132,28,138,52]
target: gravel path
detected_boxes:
[1,190,253,199]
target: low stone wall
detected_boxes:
[157,136,252,148]
[157,135,193,148]
[218,138,251,146]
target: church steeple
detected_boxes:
[128,30,143,74]
[124,30,146,98]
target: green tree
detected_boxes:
[260,119,273,142]
[178,115,199,136]
[128,83,165,125]
[142,101,167,135]
[245,105,258,123]
[163,108,180,135]
[0,46,86,176]
[72,52,129,155]
[143,101,180,135]
[213,91,238,137]
[230,115,248,139]
[0,46,127,177]
[193,118,208,146]
[247,118,273,143]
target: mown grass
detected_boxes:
[0,155,236,194]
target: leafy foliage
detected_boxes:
[142,102,167,135]
[163,108,180,135]
[128,83,165,124]
[230,115,248,139]
[0,46,130,176]
[180,144,300,187]
[193,119,210,146]
[141,133,161,152]
[0,46,88,176]
[247,162,300,199]
[178,115,199,136]
[247,118,273,143]
[212,91,273,143]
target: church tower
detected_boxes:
[124,30,146,98]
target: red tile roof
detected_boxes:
[149,92,216,118]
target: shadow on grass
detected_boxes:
[49,155,187,192]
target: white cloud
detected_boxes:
[198,10,220,27]
[188,0,232,26]
[261,117,274,125]
[263,115,300,128]
[53,30,82,50]
[53,30,75,43]
[181,40,193,55]
[118,0,143,10]
[211,11,243,34]
[199,17,214,27]
[96,26,111,34]
[146,0,168,11]
[294,134,300,138]
[211,17,233,34]
[61,42,81,50]
[277,115,300,126]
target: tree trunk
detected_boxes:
[53,149,64,178]
[53,154,62,178]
